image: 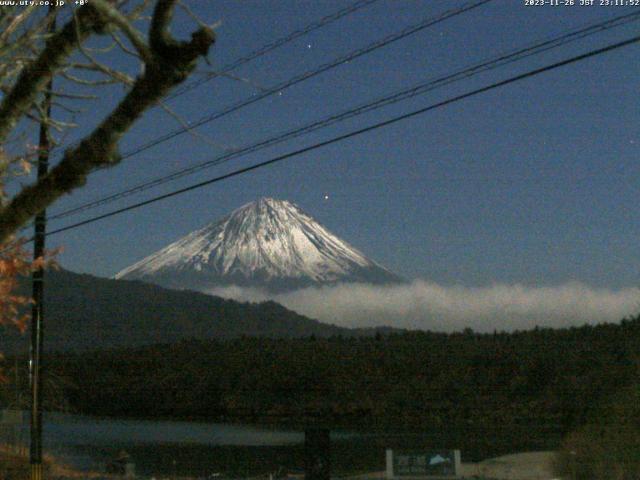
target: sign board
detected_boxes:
[386,449,461,478]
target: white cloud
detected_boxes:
[207,281,640,332]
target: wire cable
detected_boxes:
[41,33,640,239]
[15,0,381,167]
[13,0,494,236]
[117,0,492,160]
[48,10,640,222]
[166,0,383,101]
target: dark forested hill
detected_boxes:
[46,318,640,442]
[2,269,348,353]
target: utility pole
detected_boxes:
[30,6,55,480]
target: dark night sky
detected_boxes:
[34,0,640,289]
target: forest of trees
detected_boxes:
[5,314,633,462]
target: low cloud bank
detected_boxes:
[208,281,640,332]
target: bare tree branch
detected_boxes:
[0,5,109,143]
[0,0,215,242]
[157,100,232,152]
[92,0,153,63]
[59,71,121,87]
[110,31,142,59]
[0,5,37,47]
[126,0,154,22]
[72,11,136,86]
[46,90,99,100]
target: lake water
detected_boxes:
[5,413,372,477]
[43,412,304,447]
[4,412,542,476]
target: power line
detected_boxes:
[117,0,492,160]
[42,33,640,239]
[15,0,493,236]
[16,0,379,168]
[48,10,640,222]
[166,0,383,101]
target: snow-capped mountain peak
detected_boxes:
[115,198,401,292]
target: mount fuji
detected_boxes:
[115,198,402,292]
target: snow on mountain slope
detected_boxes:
[115,198,401,292]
